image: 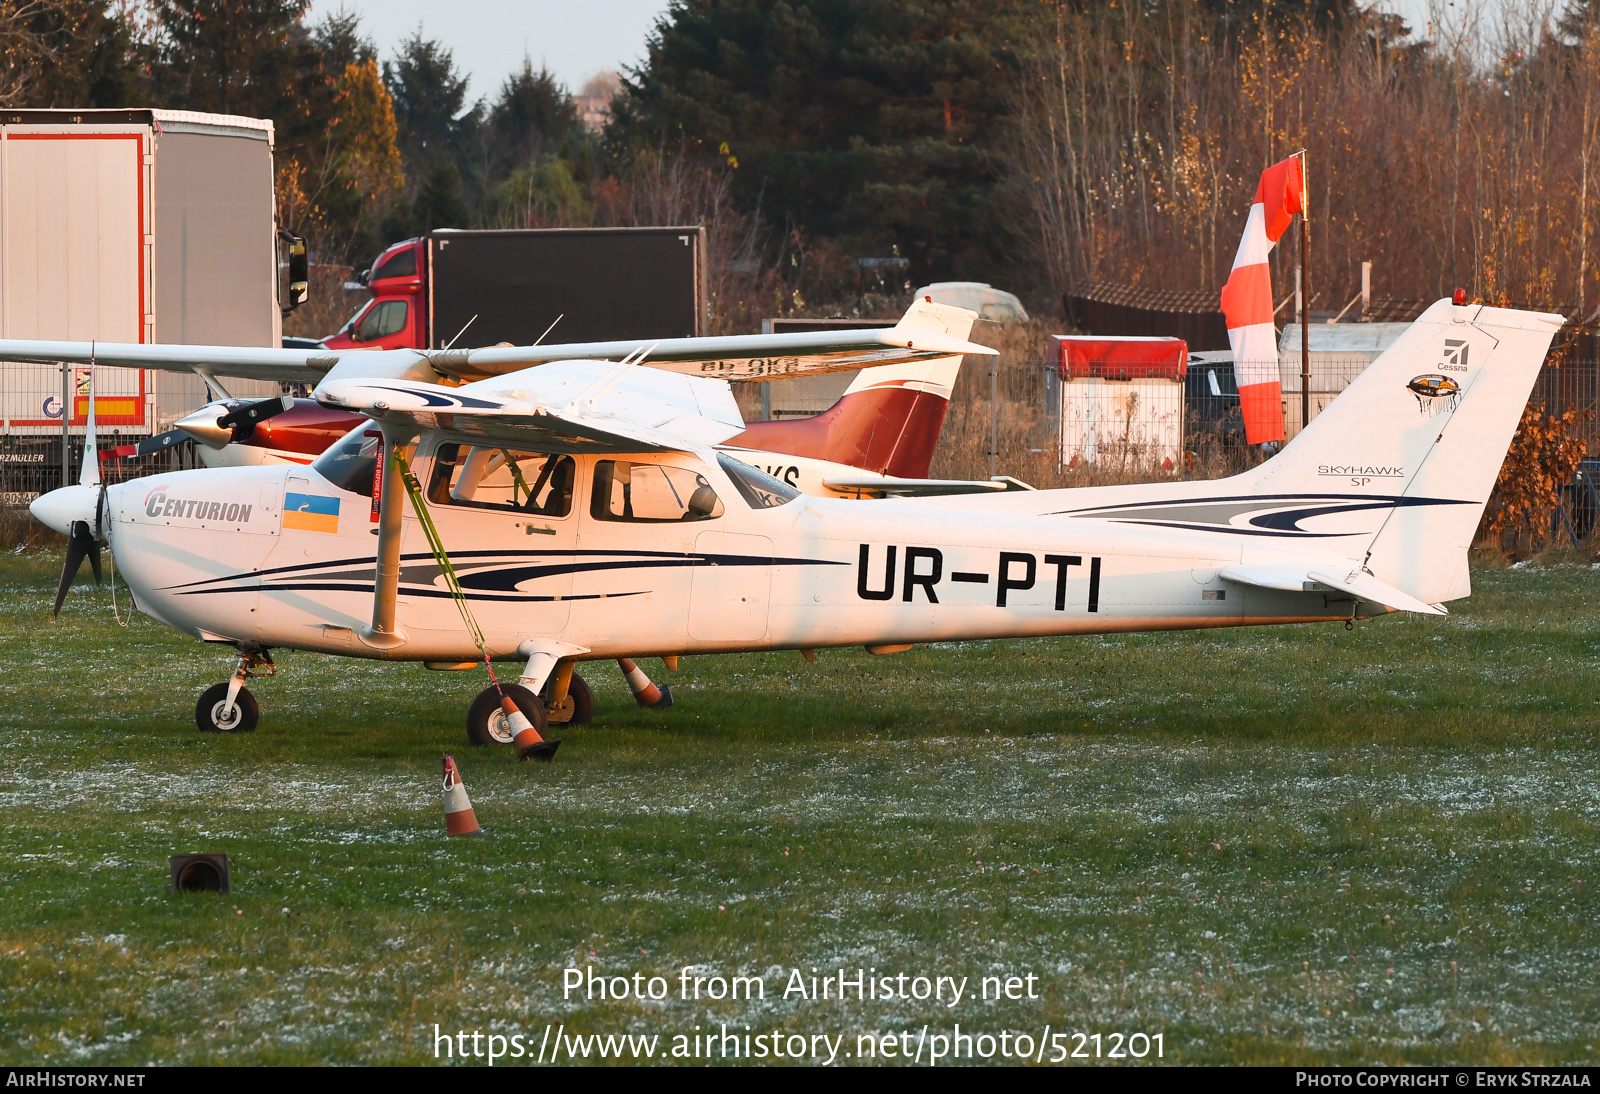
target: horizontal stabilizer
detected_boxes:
[821,476,1033,498]
[1218,563,1447,616]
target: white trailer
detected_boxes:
[0,108,287,499]
[1275,322,1411,438]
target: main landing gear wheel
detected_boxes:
[545,672,593,727]
[196,682,259,733]
[467,683,543,747]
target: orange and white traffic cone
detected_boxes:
[501,694,560,762]
[441,755,483,836]
[618,658,673,709]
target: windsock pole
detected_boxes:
[618,658,673,709]
[441,755,484,836]
[1300,152,1311,435]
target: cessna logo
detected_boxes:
[144,487,253,523]
[1439,338,1469,372]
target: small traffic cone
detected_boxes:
[441,755,484,836]
[501,694,560,762]
[618,658,673,709]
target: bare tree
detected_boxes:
[0,1,67,106]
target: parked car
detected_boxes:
[1185,351,1246,465]
[915,282,1029,321]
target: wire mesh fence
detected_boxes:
[0,362,286,508]
[0,437,205,508]
[1531,358,1600,452]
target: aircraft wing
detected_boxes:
[423,324,995,382]
[315,374,719,455]
[1218,564,1447,616]
[0,318,994,388]
[0,339,339,384]
[820,476,1034,498]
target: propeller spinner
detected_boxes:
[174,394,294,449]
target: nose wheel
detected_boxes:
[195,649,273,733]
[196,681,259,733]
[467,683,544,747]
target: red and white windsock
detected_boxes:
[1219,154,1307,446]
[441,754,483,837]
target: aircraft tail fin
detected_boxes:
[732,300,979,478]
[1244,298,1563,603]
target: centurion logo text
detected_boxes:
[143,487,253,524]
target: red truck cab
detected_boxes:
[321,238,428,351]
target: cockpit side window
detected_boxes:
[427,443,575,516]
[590,460,723,522]
[718,453,801,509]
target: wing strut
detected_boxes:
[358,428,415,650]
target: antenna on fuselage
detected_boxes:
[532,314,564,346]
[567,341,660,415]
[441,314,479,352]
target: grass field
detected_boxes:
[1,548,1597,1066]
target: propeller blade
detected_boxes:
[86,531,102,587]
[136,428,191,457]
[80,361,101,488]
[215,394,294,434]
[53,521,94,617]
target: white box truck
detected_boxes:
[0,108,294,503]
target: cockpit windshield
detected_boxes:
[312,425,379,496]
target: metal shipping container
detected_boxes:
[426,226,706,348]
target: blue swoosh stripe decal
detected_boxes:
[176,584,648,604]
[159,549,844,593]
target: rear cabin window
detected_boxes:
[353,299,408,342]
[371,248,417,281]
[718,453,800,509]
[427,444,575,517]
[312,427,379,495]
[590,460,723,522]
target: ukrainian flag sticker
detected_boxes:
[284,492,340,533]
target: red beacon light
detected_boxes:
[1452,288,1467,305]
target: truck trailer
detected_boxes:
[0,108,293,504]
[321,226,707,353]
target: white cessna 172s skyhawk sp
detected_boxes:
[24,298,1560,753]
